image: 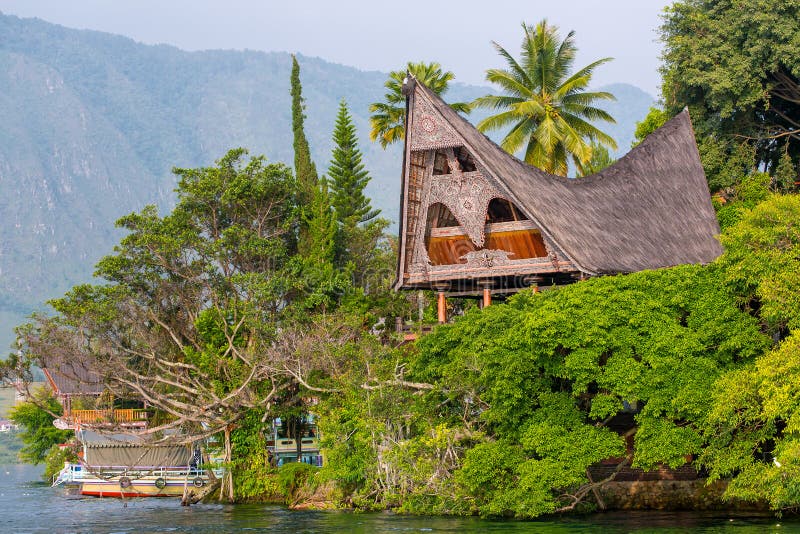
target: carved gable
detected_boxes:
[396,85,579,292]
[409,94,462,152]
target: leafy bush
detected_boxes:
[42,444,78,483]
[277,462,316,503]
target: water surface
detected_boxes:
[0,464,795,533]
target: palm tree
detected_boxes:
[576,143,616,177]
[473,20,617,176]
[369,61,470,148]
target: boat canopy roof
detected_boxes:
[78,430,192,468]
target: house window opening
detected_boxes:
[427,203,459,228]
[487,198,528,223]
[433,151,450,175]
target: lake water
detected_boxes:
[0,464,796,533]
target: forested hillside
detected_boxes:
[0,12,652,350]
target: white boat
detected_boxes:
[56,430,223,498]
[54,463,217,497]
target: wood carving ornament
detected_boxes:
[407,93,504,272]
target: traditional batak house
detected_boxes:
[394,77,722,322]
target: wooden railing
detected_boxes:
[70,409,150,424]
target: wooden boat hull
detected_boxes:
[80,476,209,498]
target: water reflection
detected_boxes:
[0,464,794,533]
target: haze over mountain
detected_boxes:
[0,13,654,350]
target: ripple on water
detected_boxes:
[0,464,796,533]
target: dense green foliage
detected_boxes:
[401,266,767,516]
[632,107,670,147]
[8,388,72,464]
[700,195,800,510]
[42,443,78,483]
[230,411,281,502]
[660,0,800,188]
[473,20,616,176]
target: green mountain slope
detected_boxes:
[0,13,653,350]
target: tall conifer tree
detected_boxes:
[328,100,379,226]
[291,55,318,205]
[302,178,337,264]
[773,147,797,193]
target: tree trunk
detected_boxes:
[218,426,235,503]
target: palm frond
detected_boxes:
[514,99,547,118]
[501,117,535,155]
[561,91,617,107]
[484,69,531,98]
[534,115,560,154]
[491,40,532,89]
[561,114,618,150]
[563,105,616,125]
[471,94,525,111]
[449,102,472,114]
[477,109,525,133]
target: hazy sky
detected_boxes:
[0,0,672,95]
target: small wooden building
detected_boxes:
[41,355,104,416]
[394,78,722,317]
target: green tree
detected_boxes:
[369,61,470,148]
[314,263,765,517]
[660,0,800,176]
[717,194,800,334]
[702,333,800,512]
[472,20,617,176]
[632,107,670,147]
[293,177,352,312]
[8,387,72,464]
[700,194,800,512]
[10,149,301,500]
[327,99,390,282]
[291,55,319,207]
[773,147,797,193]
[329,100,380,226]
[576,143,615,177]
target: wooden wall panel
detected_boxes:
[427,229,548,265]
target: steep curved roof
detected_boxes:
[42,356,103,396]
[409,80,722,275]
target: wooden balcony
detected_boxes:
[69,409,150,426]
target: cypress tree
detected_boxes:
[291,55,318,205]
[328,99,379,225]
[773,147,797,193]
[302,178,337,264]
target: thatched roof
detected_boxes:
[403,79,722,275]
[41,356,103,396]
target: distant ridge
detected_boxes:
[0,12,654,349]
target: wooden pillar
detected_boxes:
[523,275,543,294]
[437,291,447,324]
[483,286,492,307]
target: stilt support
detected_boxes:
[437,291,447,324]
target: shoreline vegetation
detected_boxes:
[3,1,800,519]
